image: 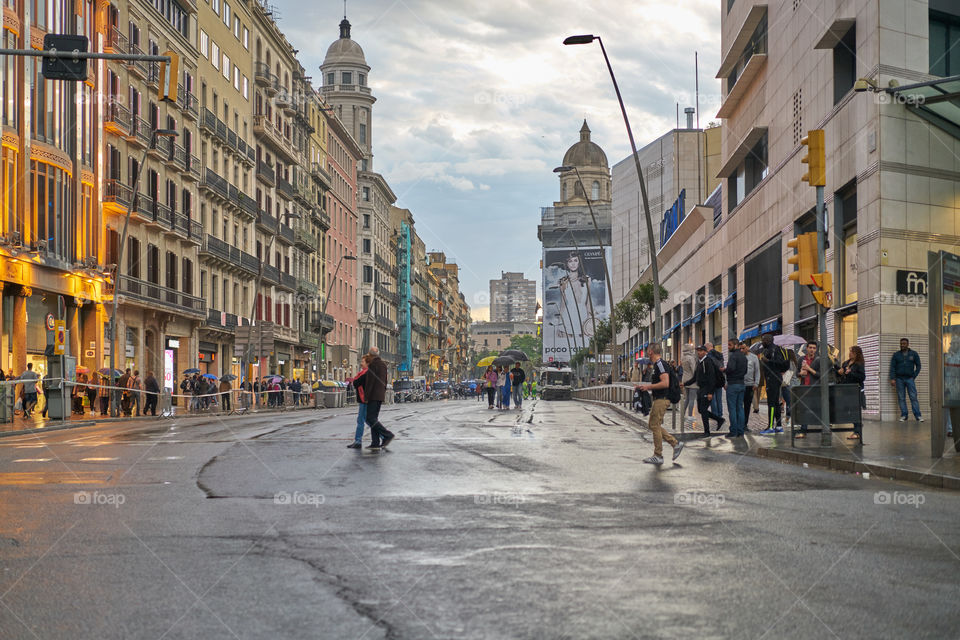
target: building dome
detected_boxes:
[562,120,608,168]
[323,18,367,66]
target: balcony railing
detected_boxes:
[240,251,260,273]
[202,234,231,262]
[254,61,271,87]
[297,278,319,296]
[276,176,295,200]
[200,168,229,200]
[127,116,151,147]
[187,155,201,181]
[200,107,218,133]
[126,43,148,77]
[278,223,295,245]
[108,274,205,317]
[257,161,276,186]
[237,192,258,218]
[279,272,297,290]
[257,211,278,234]
[178,90,199,120]
[103,179,132,209]
[105,27,127,53]
[262,264,280,284]
[105,102,131,135]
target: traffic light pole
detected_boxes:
[815,185,831,445]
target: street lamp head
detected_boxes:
[553,165,575,173]
[154,128,178,137]
[563,34,596,45]
[343,255,357,261]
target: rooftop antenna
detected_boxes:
[344,0,347,18]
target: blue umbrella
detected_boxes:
[202,373,218,380]
[98,367,123,377]
[183,368,200,375]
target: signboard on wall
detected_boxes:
[896,269,928,297]
[164,349,174,391]
[542,246,611,363]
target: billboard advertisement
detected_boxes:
[542,246,611,363]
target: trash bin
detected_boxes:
[322,391,338,408]
[0,384,13,423]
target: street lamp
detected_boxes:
[315,253,356,381]
[109,128,178,416]
[563,34,664,361]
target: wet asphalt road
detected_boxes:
[0,398,958,640]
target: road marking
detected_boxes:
[80,457,118,462]
[483,453,518,457]
[147,456,184,461]
[13,458,52,463]
[14,445,47,449]
[0,471,112,485]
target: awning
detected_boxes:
[682,317,693,327]
[739,326,760,340]
[692,310,704,324]
[886,74,960,140]
[707,301,723,314]
[723,292,737,308]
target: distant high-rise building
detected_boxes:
[489,272,537,322]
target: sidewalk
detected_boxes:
[578,398,960,490]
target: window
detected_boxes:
[930,10,960,76]
[363,265,373,283]
[234,16,240,38]
[358,73,366,86]
[591,181,600,199]
[211,0,218,14]
[199,30,208,58]
[727,14,767,90]
[211,42,220,70]
[727,132,768,211]
[234,65,241,91]
[242,76,249,100]
[222,2,230,26]
[243,26,249,49]
[833,25,856,104]
[363,238,371,253]
[327,72,334,85]
[222,54,230,80]
[182,258,193,295]
[363,295,371,313]
[166,251,178,290]
[127,237,141,278]
[359,123,366,144]
[341,71,352,85]
[150,0,188,38]
[363,214,370,229]
[362,186,370,201]
[743,237,781,326]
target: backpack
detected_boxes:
[660,361,683,404]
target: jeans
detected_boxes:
[502,386,511,408]
[711,388,723,417]
[895,377,921,418]
[726,384,745,436]
[513,387,523,408]
[684,387,697,417]
[354,403,367,443]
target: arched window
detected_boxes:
[562,182,567,201]
[592,181,600,200]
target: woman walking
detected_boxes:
[839,346,866,440]
[496,366,507,409]
[348,355,371,449]
[484,366,497,409]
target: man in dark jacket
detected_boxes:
[889,338,922,422]
[705,342,725,420]
[724,338,748,437]
[759,332,790,432]
[510,364,526,409]
[143,371,160,416]
[363,347,395,450]
[694,344,725,435]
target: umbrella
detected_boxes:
[202,373,218,380]
[220,374,237,382]
[75,366,90,374]
[499,349,529,361]
[98,367,123,377]
[774,334,806,347]
[477,356,497,367]
[263,374,282,381]
[635,357,651,366]
[492,356,515,367]
[183,368,200,375]
[750,342,764,354]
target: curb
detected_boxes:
[0,421,97,438]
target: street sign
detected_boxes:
[54,320,66,355]
[41,34,88,81]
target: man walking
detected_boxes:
[759,332,790,433]
[724,339,748,437]
[889,338,923,422]
[143,371,160,416]
[20,363,39,418]
[638,345,683,464]
[510,363,525,409]
[695,344,725,435]
[742,342,760,431]
[363,347,395,450]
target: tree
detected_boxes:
[508,334,542,367]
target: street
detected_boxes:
[0,399,957,639]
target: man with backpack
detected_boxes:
[637,345,684,465]
[759,332,791,433]
[695,344,725,435]
[724,338,748,437]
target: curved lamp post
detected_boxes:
[563,34,664,360]
[315,253,356,381]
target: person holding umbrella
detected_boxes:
[510,362,525,409]
[219,375,233,412]
[484,366,498,408]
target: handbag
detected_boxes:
[782,369,794,386]
[859,389,867,410]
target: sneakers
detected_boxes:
[366,443,381,450]
[643,455,664,464]
[774,427,784,433]
[672,442,684,461]
[917,416,924,423]
[346,442,362,449]
[381,435,395,448]
[759,428,777,435]
[899,416,908,422]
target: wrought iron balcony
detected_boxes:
[200,168,229,200]
[107,274,205,317]
[257,161,276,186]
[105,102,131,135]
[276,176,295,200]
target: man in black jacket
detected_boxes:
[143,371,160,416]
[510,363,526,409]
[694,344,725,435]
[363,347,395,450]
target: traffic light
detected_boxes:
[41,34,88,81]
[158,51,180,103]
[800,129,825,186]
[811,272,833,308]
[787,232,817,285]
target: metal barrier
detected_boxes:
[572,383,636,409]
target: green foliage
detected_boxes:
[616,282,669,333]
[508,334,543,367]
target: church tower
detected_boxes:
[555,120,612,206]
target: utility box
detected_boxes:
[791,383,862,426]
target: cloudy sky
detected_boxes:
[280,0,722,319]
